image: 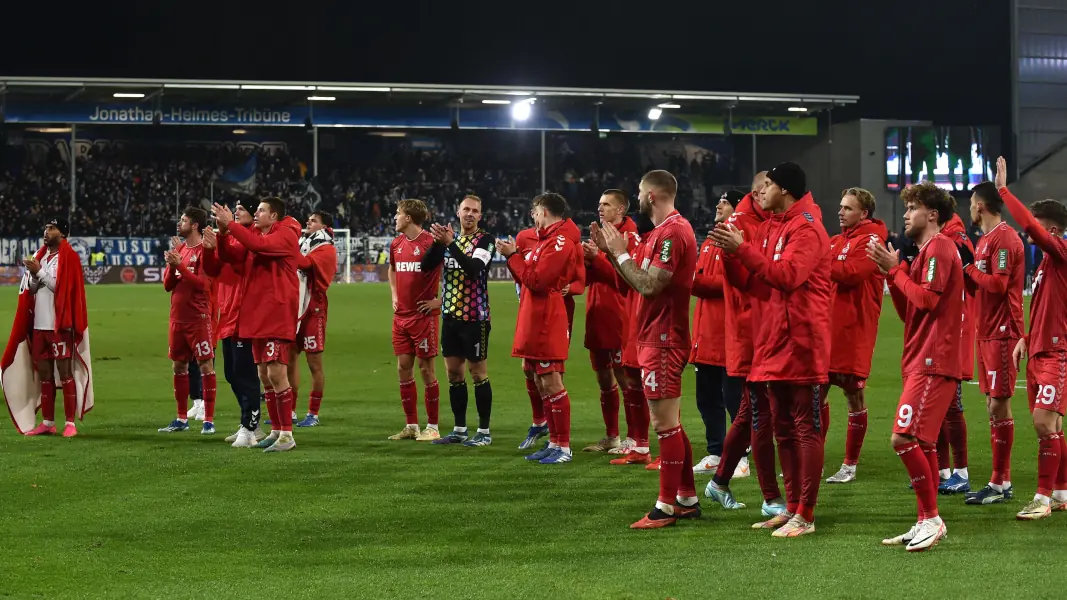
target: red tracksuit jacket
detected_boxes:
[222,217,302,342]
[729,193,833,384]
[507,220,577,361]
[828,218,888,379]
[721,194,768,378]
[559,219,586,331]
[941,214,976,380]
[690,236,727,366]
[585,216,638,351]
[298,244,338,319]
[206,224,256,341]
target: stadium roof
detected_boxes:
[0,76,858,114]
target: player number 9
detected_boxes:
[1037,385,1057,405]
[896,404,913,428]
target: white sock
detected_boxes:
[939,468,951,479]
[548,442,560,449]
[65,421,75,427]
[954,467,969,479]
[406,423,419,429]
[1052,490,1067,502]
[655,501,675,515]
[1034,494,1051,505]
[989,482,1003,492]
[178,418,188,424]
[42,420,55,427]
[532,421,547,427]
[426,424,439,430]
[634,446,650,454]
[454,426,468,433]
[676,495,699,507]
[927,515,943,526]
[1003,480,1012,490]
[477,428,490,434]
[560,446,571,454]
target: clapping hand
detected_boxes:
[589,222,609,252]
[164,250,182,267]
[867,239,899,274]
[496,236,517,257]
[22,257,40,275]
[202,227,217,250]
[600,222,628,257]
[430,223,455,246]
[709,222,744,253]
[582,240,599,260]
[212,203,234,230]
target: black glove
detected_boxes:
[957,241,974,269]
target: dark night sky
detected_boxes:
[1,0,1011,131]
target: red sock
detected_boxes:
[399,379,418,425]
[40,380,56,422]
[629,388,650,448]
[678,427,697,498]
[174,373,190,420]
[897,442,938,520]
[844,409,868,466]
[309,391,323,416]
[203,373,216,423]
[1037,433,1063,497]
[543,394,557,444]
[657,425,685,505]
[820,400,830,444]
[600,385,620,438]
[991,419,1014,485]
[60,378,77,422]
[424,381,440,425]
[292,385,298,415]
[947,407,968,469]
[1056,435,1067,491]
[276,387,294,432]
[548,390,571,448]
[264,387,278,427]
[526,378,544,424]
[923,446,941,518]
[936,426,950,471]
[714,409,750,483]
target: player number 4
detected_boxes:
[643,370,658,392]
[1038,385,1057,405]
[896,404,913,428]
[418,338,430,353]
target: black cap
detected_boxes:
[720,190,744,208]
[766,162,807,198]
[46,217,69,237]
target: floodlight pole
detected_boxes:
[751,134,757,181]
[312,125,319,177]
[540,129,546,193]
[69,124,76,216]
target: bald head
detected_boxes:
[752,171,768,193]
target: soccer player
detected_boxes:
[581,189,639,452]
[705,175,788,518]
[594,170,699,528]
[5,218,92,437]
[514,222,550,450]
[962,181,1025,505]
[424,195,497,447]
[204,200,264,448]
[292,211,338,427]
[712,162,832,537]
[868,180,962,552]
[690,191,745,471]
[994,157,1067,519]
[498,193,578,464]
[212,198,302,452]
[387,199,444,441]
[825,188,888,484]
[158,207,218,435]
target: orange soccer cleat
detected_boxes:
[609,450,652,466]
[644,456,662,471]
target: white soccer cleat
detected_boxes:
[1016,499,1053,521]
[264,432,296,453]
[693,454,721,474]
[225,428,243,443]
[733,456,751,479]
[415,427,441,442]
[231,428,258,448]
[826,464,857,484]
[607,438,636,455]
[906,518,946,552]
[189,400,205,421]
[253,427,267,441]
[389,425,420,440]
[882,521,921,546]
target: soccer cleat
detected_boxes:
[693,454,721,474]
[296,414,320,428]
[415,428,441,442]
[607,437,636,455]
[761,499,788,517]
[24,423,57,436]
[158,419,190,433]
[938,472,970,494]
[674,502,702,519]
[609,450,652,465]
[231,428,258,448]
[432,431,469,445]
[882,521,921,546]
[964,485,1007,505]
[201,422,215,435]
[189,400,205,421]
[525,443,554,462]
[583,436,621,452]
[1004,486,1015,500]
[224,428,243,443]
[733,456,751,479]
[263,433,296,453]
[826,464,856,484]
[1051,498,1067,512]
[62,424,77,438]
[253,427,267,442]
[462,432,492,447]
[704,480,747,510]
[906,519,947,552]
[255,431,280,448]
[1016,499,1052,521]
[630,507,678,529]
[539,448,573,464]
[771,515,815,538]
[388,426,420,441]
[752,512,793,529]
[645,456,662,471]
[518,424,549,450]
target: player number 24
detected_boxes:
[896,404,913,428]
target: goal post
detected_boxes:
[302,227,352,283]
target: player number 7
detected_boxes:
[988,370,996,390]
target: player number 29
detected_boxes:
[1037,385,1058,405]
[896,404,913,428]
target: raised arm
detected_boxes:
[176,262,208,292]
[507,239,571,293]
[888,264,941,312]
[201,248,222,278]
[226,224,297,257]
[999,187,1067,262]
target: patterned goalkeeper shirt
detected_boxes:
[440,229,496,322]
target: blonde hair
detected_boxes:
[841,187,876,217]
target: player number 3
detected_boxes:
[896,403,914,428]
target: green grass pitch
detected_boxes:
[0,282,1064,599]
